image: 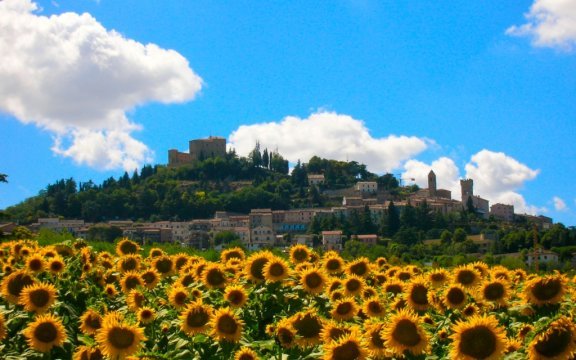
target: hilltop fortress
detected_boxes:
[168,136,227,167]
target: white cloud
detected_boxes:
[507,0,576,50]
[402,157,461,196]
[228,111,429,173]
[465,150,541,214]
[0,0,202,170]
[553,196,568,211]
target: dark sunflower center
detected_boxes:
[349,262,367,276]
[392,319,421,346]
[532,279,561,301]
[175,257,188,270]
[371,328,385,348]
[29,259,43,271]
[293,249,308,262]
[250,258,268,280]
[8,273,34,297]
[238,353,255,360]
[333,340,360,360]
[34,322,58,343]
[457,270,476,285]
[122,258,137,271]
[447,288,465,305]
[174,292,187,305]
[336,302,352,315]
[86,315,102,330]
[386,284,402,295]
[180,275,195,287]
[217,314,238,335]
[398,272,411,281]
[50,262,63,271]
[411,285,428,305]
[228,291,244,305]
[484,283,505,301]
[305,273,322,289]
[459,326,496,359]
[155,258,173,274]
[534,328,571,357]
[30,289,50,307]
[108,327,135,349]
[278,328,294,345]
[120,242,138,255]
[187,309,209,327]
[368,301,383,314]
[269,263,285,277]
[346,279,361,292]
[327,259,341,271]
[206,269,226,286]
[431,273,445,282]
[293,315,322,338]
[124,276,141,291]
[142,272,157,285]
[225,251,242,261]
[329,282,341,292]
[132,293,144,307]
[141,310,153,319]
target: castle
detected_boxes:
[168,136,227,167]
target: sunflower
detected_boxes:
[152,255,175,278]
[300,268,327,294]
[505,338,522,354]
[18,282,57,314]
[275,318,296,349]
[330,290,345,302]
[202,263,228,289]
[518,324,534,340]
[453,265,482,289]
[234,347,260,360]
[327,279,343,294]
[148,247,164,258]
[290,310,324,347]
[323,332,368,360]
[323,254,345,275]
[461,303,479,317]
[168,286,190,309]
[95,317,146,359]
[342,275,365,297]
[470,261,489,278]
[396,270,412,282]
[23,313,67,353]
[244,251,273,283]
[126,290,146,311]
[443,284,468,310]
[117,255,141,273]
[373,272,387,285]
[523,273,567,306]
[47,256,66,275]
[180,301,213,336]
[290,244,311,264]
[140,269,161,290]
[104,284,118,298]
[176,272,197,288]
[26,254,45,273]
[527,317,576,360]
[210,307,244,343]
[116,239,140,256]
[80,309,103,336]
[427,268,451,288]
[330,298,359,321]
[362,320,387,358]
[346,257,371,278]
[375,257,387,268]
[478,279,510,307]
[381,308,429,357]
[0,312,6,341]
[138,307,155,325]
[221,247,246,263]
[72,345,103,360]
[382,279,404,297]
[1,270,36,304]
[405,277,430,312]
[362,297,386,318]
[120,271,144,293]
[362,286,377,300]
[224,284,249,308]
[262,257,291,282]
[450,314,507,360]
[173,253,191,271]
[320,320,354,343]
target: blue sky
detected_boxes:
[1,0,575,225]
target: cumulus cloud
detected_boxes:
[553,196,568,211]
[0,0,202,170]
[507,0,576,50]
[228,111,429,173]
[465,150,541,214]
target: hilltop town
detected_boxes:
[2,136,573,268]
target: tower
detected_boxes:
[428,170,437,197]
[460,179,474,204]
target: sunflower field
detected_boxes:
[0,239,575,360]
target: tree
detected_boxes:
[250,142,262,167]
[453,228,467,243]
[0,173,7,183]
[440,230,453,244]
[387,201,400,236]
[262,148,270,169]
[213,230,241,247]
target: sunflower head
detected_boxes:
[300,268,327,294]
[116,239,140,256]
[523,273,567,306]
[202,263,228,289]
[275,318,296,349]
[427,268,451,287]
[289,244,310,264]
[47,256,65,274]
[362,297,386,318]
[323,255,344,274]
[117,255,141,273]
[320,320,354,343]
[138,307,156,325]
[140,269,161,289]
[168,286,189,309]
[180,301,213,336]
[381,308,429,356]
[173,253,191,270]
[26,254,45,273]
[330,297,359,321]
[221,247,246,262]
[323,332,368,360]
[479,279,510,307]
[210,307,244,343]
[19,282,57,314]
[23,313,67,353]
[152,255,175,277]
[528,317,576,360]
[243,251,273,283]
[80,309,102,336]
[289,310,323,347]
[453,265,481,288]
[443,284,468,310]
[346,257,371,278]
[343,275,365,297]
[405,277,430,312]
[450,315,507,360]
[382,279,404,297]
[1,270,36,304]
[126,290,146,311]
[224,284,249,308]
[95,316,146,359]
[262,257,291,282]
[234,347,259,360]
[120,271,144,293]
[364,320,387,358]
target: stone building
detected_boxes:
[168,136,226,167]
[490,203,514,222]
